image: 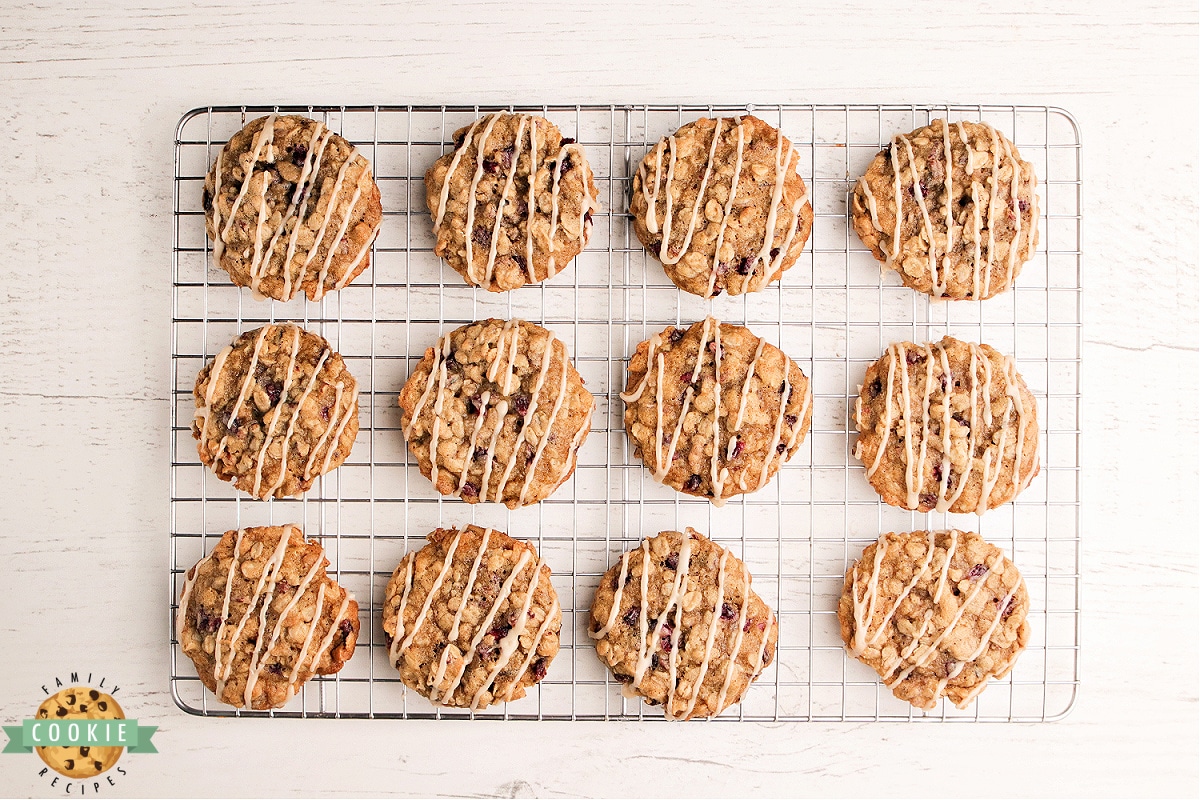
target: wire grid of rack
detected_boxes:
[170,103,1081,722]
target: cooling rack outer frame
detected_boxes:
[170,103,1082,722]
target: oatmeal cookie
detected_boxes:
[398,319,594,508]
[34,688,123,778]
[589,528,777,719]
[425,112,601,292]
[193,324,359,500]
[853,336,1039,514]
[838,530,1030,710]
[621,317,811,504]
[204,114,382,302]
[176,525,359,710]
[629,116,813,298]
[851,118,1039,300]
[382,525,561,710]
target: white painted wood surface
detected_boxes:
[1,1,1196,796]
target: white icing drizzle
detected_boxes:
[437,550,532,706]
[639,118,804,295]
[589,551,631,640]
[618,331,663,405]
[632,531,694,689]
[264,348,331,498]
[434,116,485,229]
[639,143,665,235]
[756,140,808,291]
[984,125,1002,298]
[500,595,560,704]
[433,113,594,288]
[933,529,958,604]
[312,172,365,300]
[713,562,752,712]
[287,582,325,689]
[656,119,724,266]
[299,590,352,695]
[756,350,811,491]
[486,319,520,394]
[302,378,353,481]
[386,553,416,667]
[887,140,903,262]
[476,399,510,501]
[319,408,356,482]
[706,120,746,298]
[524,117,538,282]
[863,342,900,479]
[899,135,941,295]
[297,145,362,300]
[858,120,1039,299]
[272,124,334,300]
[212,327,270,464]
[708,324,726,505]
[546,140,591,264]
[678,550,727,719]
[215,528,291,698]
[175,553,213,654]
[955,121,986,300]
[463,114,502,277]
[244,540,325,706]
[885,551,1004,693]
[480,115,528,286]
[906,342,936,509]
[209,528,245,698]
[726,336,766,459]
[1000,135,1024,292]
[863,339,1033,513]
[493,330,557,499]
[393,530,463,658]
[409,320,581,506]
[216,114,277,264]
[429,528,493,703]
[654,318,712,481]
[210,147,225,261]
[849,531,938,656]
[195,344,233,442]
[333,218,380,291]
[211,115,372,300]
[752,610,775,677]
[250,327,301,497]
[403,334,450,439]
[940,119,956,292]
[471,557,546,711]
[622,320,806,499]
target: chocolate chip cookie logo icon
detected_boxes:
[3,674,157,792]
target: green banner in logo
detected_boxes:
[2,720,157,754]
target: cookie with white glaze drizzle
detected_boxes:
[204,114,382,301]
[177,525,359,710]
[425,112,601,292]
[193,324,360,500]
[382,525,562,710]
[629,115,813,298]
[851,118,1039,300]
[398,318,595,508]
[589,528,777,720]
[853,335,1039,514]
[621,317,812,505]
[838,530,1029,710]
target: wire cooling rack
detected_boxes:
[170,104,1081,722]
